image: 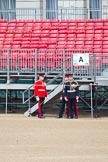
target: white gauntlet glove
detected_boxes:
[36,96,39,101]
[64,97,68,101]
[60,96,62,100]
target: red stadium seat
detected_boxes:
[0,44,3,48]
[57,41,66,45]
[93,48,102,53]
[40,33,49,38]
[14,37,22,41]
[16,22,25,27]
[50,30,58,34]
[84,44,93,50]
[93,44,102,49]
[41,30,49,34]
[14,30,24,34]
[59,30,67,34]
[31,33,41,37]
[3,44,12,48]
[103,37,108,41]
[22,37,31,41]
[50,33,58,38]
[4,40,12,45]
[75,44,84,49]
[21,44,30,48]
[7,26,16,31]
[0,19,8,23]
[48,44,57,49]
[8,22,16,27]
[10,52,18,61]
[4,37,13,41]
[85,33,94,38]
[0,61,7,69]
[30,44,39,48]
[86,29,94,34]
[38,44,47,48]
[0,26,7,30]
[68,29,76,34]
[31,37,40,41]
[66,41,75,45]
[102,49,108,53]
[103,44,108,48]
[68,26,76,30]
[103,40,108,44]
[21,40,31,45]
[58,37,66,41]
[94,40,102,45]
[75,40,84,45]
[12,41,21,45]
[65,44,75,50]
[58,34,67,38]
[12,44,21,49]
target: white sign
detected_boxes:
[73,53,89,66]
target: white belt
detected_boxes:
[67,90,76,92]
[38,89,45,91]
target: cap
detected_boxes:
[65,74,73,77]
[38,73,45,77]
[68,74,73,77]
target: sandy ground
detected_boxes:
[0,114,108,162]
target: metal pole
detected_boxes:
[71,54,73,74]
[61,8,62,20]
[28,88,31,116]
[87,0,90,19]
[63,50,65,82]
[35,49,38,82]
[6,89,8,114]
[7,50,10,84]
[94,83,98,117]
[90,83,93,118]
[94,54,96,85]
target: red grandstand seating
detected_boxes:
[0,18,108,72]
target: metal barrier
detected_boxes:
[0,49,108,81]
[0,8,108,20]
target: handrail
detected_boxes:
[22,71,63,104]
[22,56,67,104]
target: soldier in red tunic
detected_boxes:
[34,73,48,118]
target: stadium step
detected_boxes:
[24,84,63,117]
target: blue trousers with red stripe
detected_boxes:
[68,98,76,118]
[38,97,45,118]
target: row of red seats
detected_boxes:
[0,18,108,22]
[1,33,107,38]
[1,18,108,24]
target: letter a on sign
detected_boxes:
[73,53,89,66]
[79,57,83,62]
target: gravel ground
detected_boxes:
[0,114,108,162]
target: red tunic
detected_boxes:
[34,80,48,98]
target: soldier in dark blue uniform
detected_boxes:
[64,74,79,119]
[58,74,69,118]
